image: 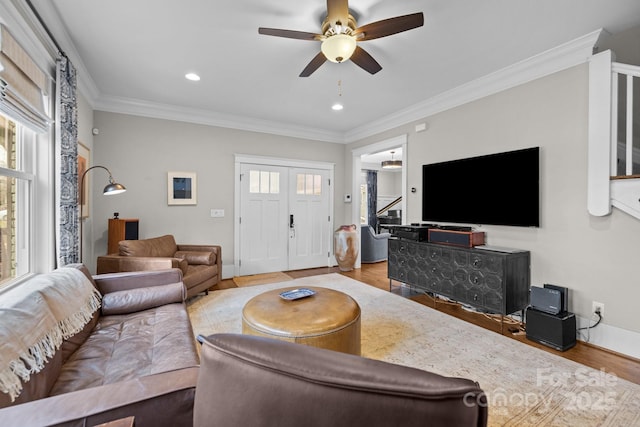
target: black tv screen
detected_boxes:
[422,147,539,227]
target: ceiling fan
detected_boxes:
[258,0,424,77]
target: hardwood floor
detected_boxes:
[219,262,640,386]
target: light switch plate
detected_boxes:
[210,209,225,218]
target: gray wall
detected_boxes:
[377,170,402,199]
[346,64,640,337]
[88,112,347,275]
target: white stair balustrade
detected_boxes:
[588,50,640,220]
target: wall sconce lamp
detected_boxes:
[79,165,126,262]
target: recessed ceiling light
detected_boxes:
[185,73,200,81]
[332,103,344,111]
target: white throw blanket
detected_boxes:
[0,267,102,401]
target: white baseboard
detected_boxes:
[576,315,640,360]
[221,263,234,280]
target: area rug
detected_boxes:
[187,274,640,426]
[233,272,292,287]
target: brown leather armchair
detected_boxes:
[97,234,221,298]
[194,333,488,427]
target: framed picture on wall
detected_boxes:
[168,171,197,205]
[78,142,90,218]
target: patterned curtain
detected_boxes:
[55,55,79,266]
[366,170,378,230]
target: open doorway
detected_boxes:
[351,135,407,269]
[360,148,403,233]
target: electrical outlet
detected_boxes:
[592,301,604,317]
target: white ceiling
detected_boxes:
[30,0,640,144]
[361,148,402,167]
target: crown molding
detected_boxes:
[343,29,605,143]
[94,95,345,143]
[97,29,603,145]
[21,2,604,145]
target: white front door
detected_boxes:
[288,168,331,270]
[239,164,289,275]
[238,163,331,276]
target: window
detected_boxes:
[0,115,34,288]
[249,170,280,194]
[296,173,322,195]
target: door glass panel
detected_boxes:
[305,174,314,195]
[260,171,270,193]
[250,170,280,194]
[249,170,260,193]
[313,174,322,195]
[270,172,279,193]
[296,173,322,195]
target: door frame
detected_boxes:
[234,154,335,277]
[351,134,408,270]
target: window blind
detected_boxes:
[0,24,51,133]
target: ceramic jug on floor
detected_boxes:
[334,224,358,271]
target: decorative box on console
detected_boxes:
[388,225,435,242]
[427,229,485,248]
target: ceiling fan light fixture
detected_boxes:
[321,34,357,63]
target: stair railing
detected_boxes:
[588,50,640,218]
[610,61,640,179]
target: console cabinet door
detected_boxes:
[387,239,530,315]
[388,239,408,282]
[464,251,505,313]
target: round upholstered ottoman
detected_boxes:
[242,286,361,355]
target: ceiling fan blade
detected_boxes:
[353,12,424,41]
[299,52,328,77]
[350,46,382,75]
[258,27,323,41]
[326,0,350,26]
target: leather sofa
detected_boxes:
[194,333,488,427]
[0,264,199,427]
[97,234,221,298]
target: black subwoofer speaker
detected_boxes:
[124,221,139,240]
[525,307,577,351]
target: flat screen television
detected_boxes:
[422,147,540,227]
